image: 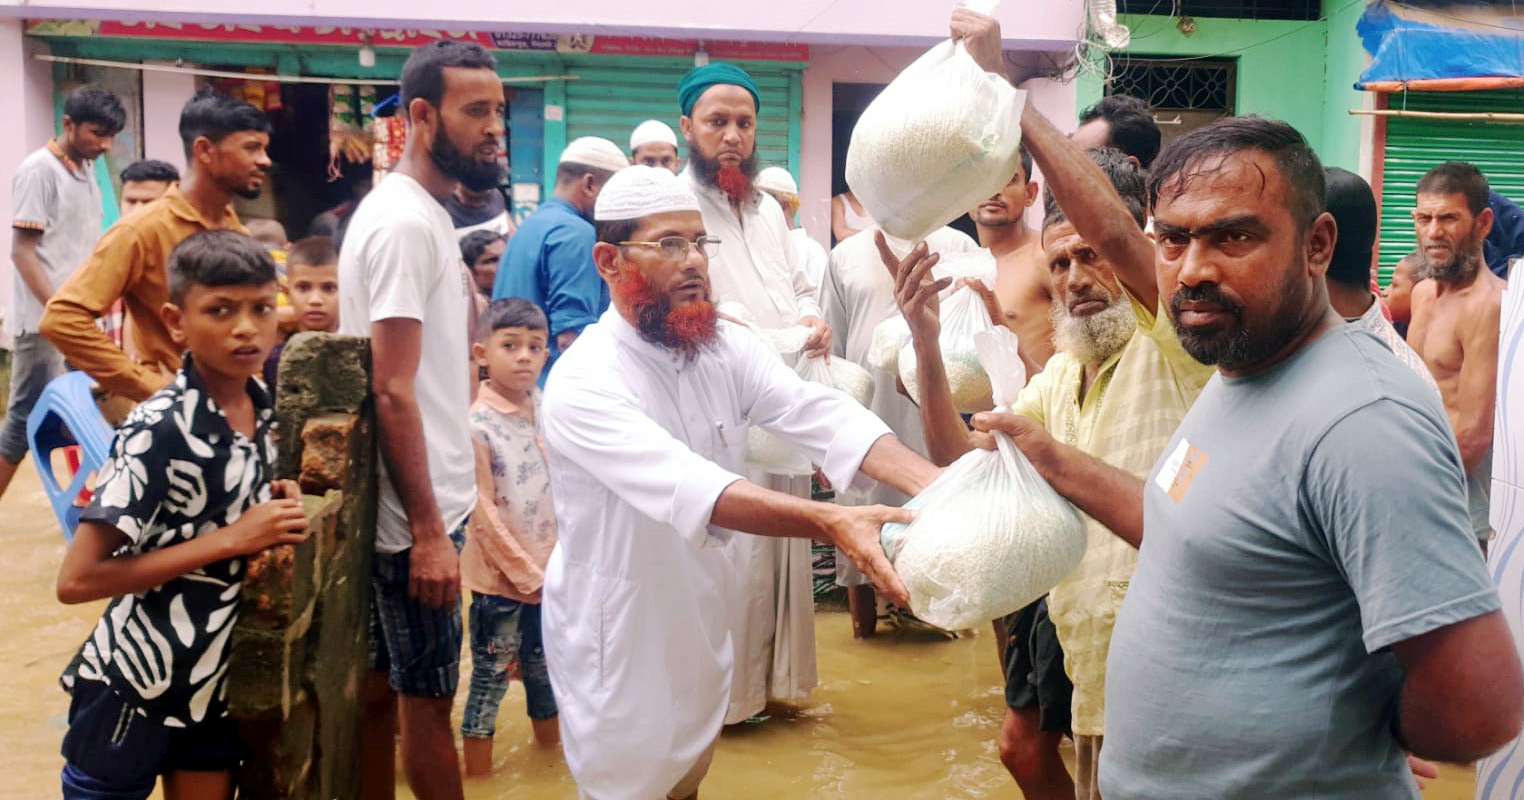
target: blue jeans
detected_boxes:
[460,592,557,738]
[1,331,66,463]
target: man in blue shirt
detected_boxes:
[495,136,628,378]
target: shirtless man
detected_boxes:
[974,146,1056,369]
[1407,161,1504,551]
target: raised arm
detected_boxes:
[950,7,1158,309]
[1019,104,1158,310]
[875,233,977,466]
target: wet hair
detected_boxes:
[480,297,548,336]
[179,89,271,160]
[1416,161,1490,216]
[400,40,498,111]
[1323,167,1378,289]
[556,162,615,187]
[120,159,179,183]
[1078,94,1161,169]
[287,236,337,270]
[168,230,278,304]
[1148,116,1325,231]
[1017,143,1033,182]
[595,218,640,246]
[460,229,504,267]
[64,86,127,136]
[1044,147,1146,231]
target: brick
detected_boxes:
[299,414,357,495]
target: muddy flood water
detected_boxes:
[0,464,1481,799]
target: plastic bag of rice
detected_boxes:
[718,301,812,367]
[898,249,1002,413]
[844,2,1026,241]
[881,327,1084,631]
[868,314,912,372]
[797,355,875,408]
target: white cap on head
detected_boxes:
[559,137,630,174]
[629,119,678,151]
[755,167,799,197]
[594,165,701,222]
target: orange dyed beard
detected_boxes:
[715,164,754,204]
[612,267,719,360]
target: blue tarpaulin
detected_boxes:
[1357,1,1524,90]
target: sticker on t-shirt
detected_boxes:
[1154,438,1208,502]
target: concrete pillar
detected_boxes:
[0,21,59,344]
[227,332,376,800]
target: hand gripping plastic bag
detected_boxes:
[844,1,1026,241]
[898,250,1001,414]
[718,301,812,367]
[880,326,1084,631]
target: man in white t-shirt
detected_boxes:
[337,40,505,800]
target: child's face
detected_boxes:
[163,281,281,382]
[474,326,549,395]
[288,262,340,332]
[1384,261,1418,324]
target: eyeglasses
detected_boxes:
[617,235,722,260]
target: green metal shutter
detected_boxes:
[563,63,800,173]
[1378,89,1524,285]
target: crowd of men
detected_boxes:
[7,5,1524,800]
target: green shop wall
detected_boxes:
[1075,11,1363,172]
[33,35,804,207]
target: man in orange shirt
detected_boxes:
[40,90,271,410]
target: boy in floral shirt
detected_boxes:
[54,229,310,799]
[461,297,560,776]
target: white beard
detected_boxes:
[1051,298,1136,366]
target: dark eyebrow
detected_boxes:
[1153,215,1271,239]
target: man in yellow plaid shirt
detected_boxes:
[883,101,1212,798]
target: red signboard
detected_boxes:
[25,19,809,61]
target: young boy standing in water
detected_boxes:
[461,298,561,776]
[54,229,310,799]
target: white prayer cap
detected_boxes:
[629,119,678,151]
[559,137,629,174]
[594,165,701,222]
[755,167,799,196]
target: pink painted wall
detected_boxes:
[0,1,1084,49]
[0,21,60,342]
[140,65,195,174]
[798,44,1076,246]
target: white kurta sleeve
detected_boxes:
[732,332,891,492]
[542,379,744,549]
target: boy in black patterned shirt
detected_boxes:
[55,229,310,800]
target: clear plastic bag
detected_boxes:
[897,250,1001,414]
[844,2,1026,242]
[869,314,912,372]
[796,355,875,408]
[881,327,1083,631]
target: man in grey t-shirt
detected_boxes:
[1,86,123,501]
[960,111,1523,795]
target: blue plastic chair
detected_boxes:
[27,372,116,541]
